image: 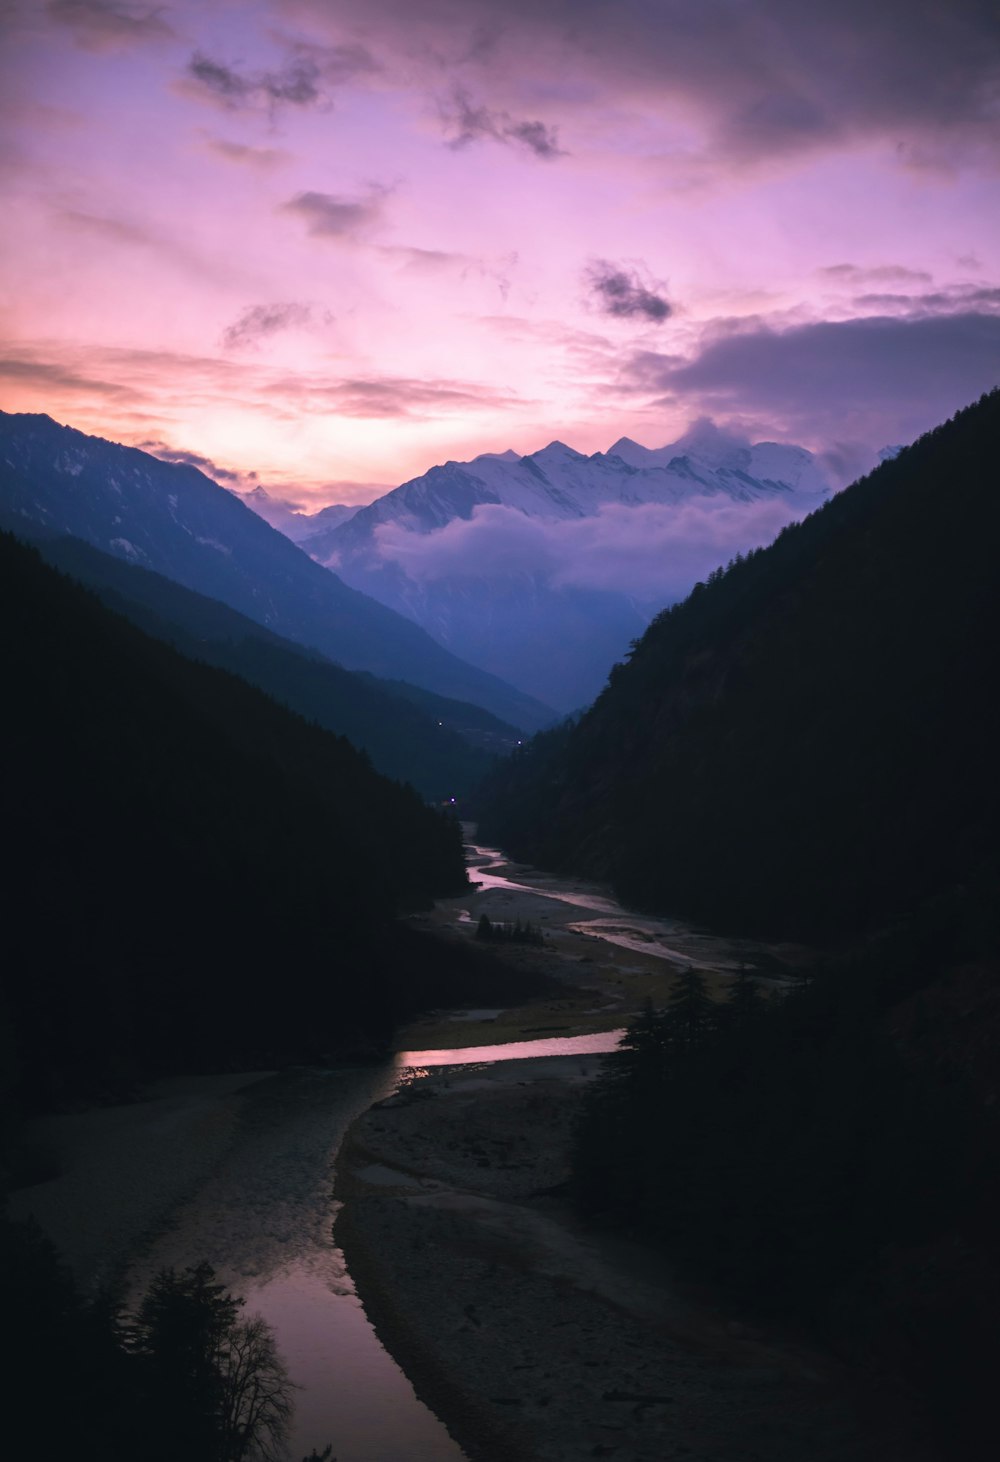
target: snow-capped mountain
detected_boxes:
[297,425,834,709]
[304,422,830,560]
[0,412,555,730]
[238,485,358,542]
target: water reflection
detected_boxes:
[396,1029,625,1069]
[127,1064,467,1462]
[466,841,747,972]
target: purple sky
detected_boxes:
[1,0,998,504]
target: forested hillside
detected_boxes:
[475,394,1000,1457]
[478,391,1000,941]
[0,412,556,732]
[0,533,470,1106]
[27,531,511,801]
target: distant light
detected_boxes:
[517,740,522,745]
[450,797,456,803]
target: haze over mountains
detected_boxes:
[287,422,834,708]
[478,391,1000,941]
[0,412,553,732]
[240,486,359,543]
[24,534,518,802]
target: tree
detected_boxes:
[662,968,714,1054]
[219,1315,294,1462]
[723,966,763,1030]
[127,1264,293,1462]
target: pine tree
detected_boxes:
[662,968,714,1054]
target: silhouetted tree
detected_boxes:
[127,1264,293,1462]
[662,968,713,1053]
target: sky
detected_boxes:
[1,0,999,506]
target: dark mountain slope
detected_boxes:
[22,531,510,800]
[0,531,470,1104]
[478,390,1000,940]
[0,412,555,731]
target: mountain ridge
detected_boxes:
[296,425,833,708]
[21,528,518,800]
[0,412,555,731]
[476,390,1000,939]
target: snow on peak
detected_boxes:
[533,440,587,461]
[474,448,521,463]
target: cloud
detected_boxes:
[382,245,471,273]
[819,263,934,286]
[267,374,527,419]
[373,496,810,602]
[182,42,375,114]
[201,136,291,170]
[629,310,1000,453]
[137,440,243,482]
[55,207,235,284]
[293,0,1000,171]
[0,354,143,401]
[440,86,565,158]
[185,52,321,111]
[849,286,1000,315]
[220,301,332,352]
[281,188,386,240]
[586,260,672,323]
[46,0,173,51]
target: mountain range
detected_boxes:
[292,422,833,708]
[477,390,1000,940]
[0,412,554,732]
[240,485,358,542]
[22,531,519,801]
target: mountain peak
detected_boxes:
[669,418,750,464]
[606,436,652,467]
[534,440,586,460]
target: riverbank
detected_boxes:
[336,1056,928,1462]
[396,837,809,1055]
[6,1070,271,1292]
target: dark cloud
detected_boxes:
[586,260,672,323]
[46,0,173,50]
[137,440,242,482]
[281,189,386,239]
[221,301,332,351]
[631,311,1000,452]
[851,286,1000,313]
[441,86,565,158]
[0,355,142,400]
[298,0,1000,169]
[186,52,321,110]
[184,42,376,114]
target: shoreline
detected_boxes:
[6,1069,275,1293]
[334,1055,925,1462]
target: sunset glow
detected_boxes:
[2,0,998,503]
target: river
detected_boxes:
[123,837,765,1459]
[124,1038,622,1461]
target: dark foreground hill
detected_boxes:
[23,530,513,801]
[478,390,1000,941]
[477,393,1000,1458]
[0,412,555,732]
[0,532,482,1107]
